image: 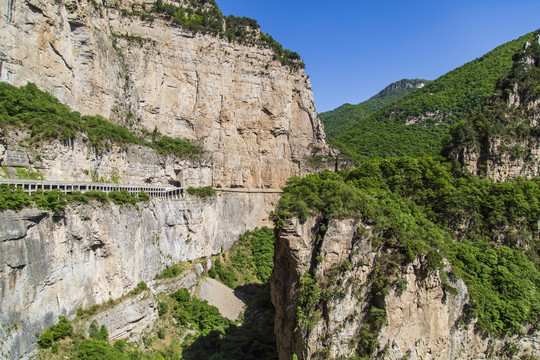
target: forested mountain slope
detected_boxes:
[444,34,540,181]
[319,79,428,138]
[332,31,538,162]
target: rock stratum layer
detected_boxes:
[271,217,539,360]
[0,0,329,189]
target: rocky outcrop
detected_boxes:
[0,132,212,187]
[0,191,279,359]
[369,78,427,102]
[271,216,539,360]
[0,0,330,189]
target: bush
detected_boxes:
[38,316,73,349]
[186,186,216,198]
[88,320,108,341]
[130,281,149,295]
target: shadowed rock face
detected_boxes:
[0,0,329,190]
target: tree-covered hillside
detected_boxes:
[319,79,428,138]
[444,34,540,173]
[331,31,538,163]
[273,156,540,336]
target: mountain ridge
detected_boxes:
[331,30,539,162]
[319,78,428,138]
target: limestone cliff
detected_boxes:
[445,34,540,181]
[0,191,279,359]
[271,217,539,360]
[0,0,329,189]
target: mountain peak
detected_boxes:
[370,78,428,101]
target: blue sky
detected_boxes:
[217,0,540,113]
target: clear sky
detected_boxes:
[217,0,540,113]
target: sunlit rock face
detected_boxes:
[1,0,329,190]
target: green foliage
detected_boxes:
[320,79,428,138]
[0,82,200,158]
[88,320,109,341]
[149,0,303,70]
[138,191,150,202]
[447,241,540,333]
[152,135,200,158]
[186,186,216,198]
[330,31,537,161]
[158,302,169,317]
[210,259,238,288]
[38,316,73,349]
[31,190,68,212]
[275,156,540,334]
[155,263,184,280]
[75,340,127,360]
[16,167,44,180]
[76,304,101,319]
[296,273,322,329]
[108,189,139,206]
[443,34,540,170]
[0,185,31,211]
[209,227,275,288]
[0,186,154,212]
[171,290,230,336]
[130,281,149,295]
[239,227,275,283]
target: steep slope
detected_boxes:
[445,34,540,181]
[271,158,540,359]
[320,79,427,138]
[0,0,330,189]
[334,31,538,162]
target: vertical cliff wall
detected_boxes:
[271,217,540,360]
[0,191,280,359]
[0,0,329,189]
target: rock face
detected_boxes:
[0,191,278,359]
[0,133,212,187]
[0,0,329,189]
[271,216,539,360]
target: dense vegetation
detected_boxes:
[443,36,540,169]
[36,228,277,360]
[319,79,427,138]
[329,31,538,162]
[0,185,149,212]
[273,156,540,335]
[186,186,216,198]
[209,227,275,287]
[149,0,303,70]
[0,82,200,157]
